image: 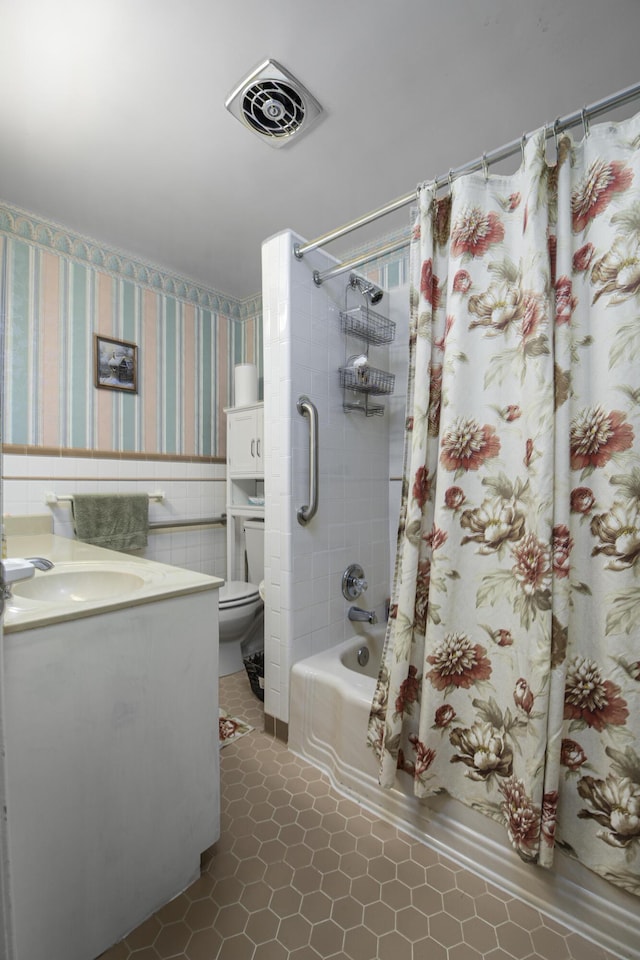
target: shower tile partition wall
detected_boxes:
[261,230,391,723]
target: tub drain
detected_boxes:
[357,646,370,668]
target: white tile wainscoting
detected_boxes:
[2,452,227,577]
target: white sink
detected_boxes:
[13,569,146,602]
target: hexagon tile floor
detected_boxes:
[99,671,619,960]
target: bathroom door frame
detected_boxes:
[0,265,16,959]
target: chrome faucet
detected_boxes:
[25,557,55,571]
[348,605,378,624]
[1,556,54,602]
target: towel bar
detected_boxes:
[149,515,227,530]
[45,491,165,505]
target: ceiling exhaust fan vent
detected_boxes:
[225,60,323,148]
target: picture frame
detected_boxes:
[95,334,138,393]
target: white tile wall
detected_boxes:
[262,230,392,723]
[2,454,227,577]
[387,281,410,587]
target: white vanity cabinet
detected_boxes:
[225,403,264,580]
[3,534,221,960]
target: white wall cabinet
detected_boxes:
[225,403,264,580]
[227,403,264,477]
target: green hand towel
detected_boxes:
[72,493,149,551]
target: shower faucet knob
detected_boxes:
[342,563,368,600]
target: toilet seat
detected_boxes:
[219,580,261,610]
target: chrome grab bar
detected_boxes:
[296,395,318,525]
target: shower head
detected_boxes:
[349,273,384,305]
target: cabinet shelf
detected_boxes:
[226,504,265,518]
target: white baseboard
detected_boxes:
[290,730,638,960]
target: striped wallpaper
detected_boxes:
[0,203,263,460]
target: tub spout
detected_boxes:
[348,605,378,624]
[26,557,55,571]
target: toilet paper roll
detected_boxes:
[234,363,258,407]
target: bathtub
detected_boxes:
[289,627,639,960]
[3,528,223,960]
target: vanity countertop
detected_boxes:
[4,533,223,633]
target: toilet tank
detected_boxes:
[244,519,264,585]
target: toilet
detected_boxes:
[218,518,264,677]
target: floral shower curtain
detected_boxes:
[368,115,640,895]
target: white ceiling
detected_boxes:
[2,0,640,301]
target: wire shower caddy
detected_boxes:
[338,296,396,416]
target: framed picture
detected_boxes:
[95,335,138,393]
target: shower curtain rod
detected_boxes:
[298,79,640,287]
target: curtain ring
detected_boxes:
[448,169,454,192]
[581,107,590,138]
[482,153,489,180]
[520,133,527,164]
[553,117,561,155]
